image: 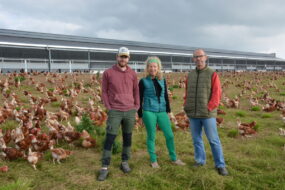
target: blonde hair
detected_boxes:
[144,56,163,80]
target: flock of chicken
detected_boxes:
[0,71,285,173]
[166,72,285,138]
[0,72,106,172]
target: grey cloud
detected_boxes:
[0,0,284,57]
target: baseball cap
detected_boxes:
[118,47,130,57]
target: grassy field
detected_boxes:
[0,71,285,190]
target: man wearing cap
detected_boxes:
[184,49,228,176]
[98,47,140,181]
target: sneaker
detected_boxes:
[151,162,160,168]
[97,168,109,181]
[172,159,186,166]
[193,163,204,167]
[216,167,229,176]
[120,162,131,173]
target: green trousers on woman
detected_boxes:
[142,111,177,163]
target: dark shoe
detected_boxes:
[216,167,229,176]
[97,168,109,181]
[120,162,131,173]
[193,163,204,167]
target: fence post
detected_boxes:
[69,60,72,73]
[88,51,91,72]
[0,58,3,73]
[48,48,52,72]
[24,59,28,72]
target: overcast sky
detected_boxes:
[0,0,285,58]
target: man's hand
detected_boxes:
[138,118,144,127]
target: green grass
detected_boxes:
[251,106,261,111]
[0,120,18,130]
[0,72,285,190]
[50,102,60,108]
[0,178,32,190]
[227,129,239,138]
[14,76,26,82]
[261,113,272,118]
[235,111,247,117]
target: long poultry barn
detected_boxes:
[0,29,285,73]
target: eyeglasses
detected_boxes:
[193,55,206,59]
[120,55,129,58]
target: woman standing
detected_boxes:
[138,56,185,168]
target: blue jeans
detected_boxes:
[189,118,226,168]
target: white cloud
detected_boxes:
[97,29,148,42]
[0,7,82,35]
[192,24,285,58]
[253,33,285,58]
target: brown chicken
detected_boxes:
[175,112,190,131]
[0,113,6,124]
[15,134,36,151]
[63,131,81,143]
[33,139,54,152]
[80,130,91,139]
[49,130,63,144]
[0,165,9,172]
[263,105,277,112]
[0,135,6,149]
[216,117,224,126]
[51,148,72,164]
[227,99,240,108]
[1,147,24,160]
[81,130,96,148]
[217,109,226,115]
[29,127,41,136]
[11,127,25,143]
[237,119,257,136]
[56,109,69,121]
[33,134,54,152]
[279,128,285,136]
[36,133,50,141]
[27,148,43,170]
[34,105,47,121]
[90,107,107,126]
[2,129,11,144]
[82,137,96,148]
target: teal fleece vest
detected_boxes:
[142,76,166,112]
[184,66,217,118]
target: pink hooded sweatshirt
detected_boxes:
[102,64,140,111]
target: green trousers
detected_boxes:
[101,109,136,167]
[142,111,177,163]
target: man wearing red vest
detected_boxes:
[184,49,228,176]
